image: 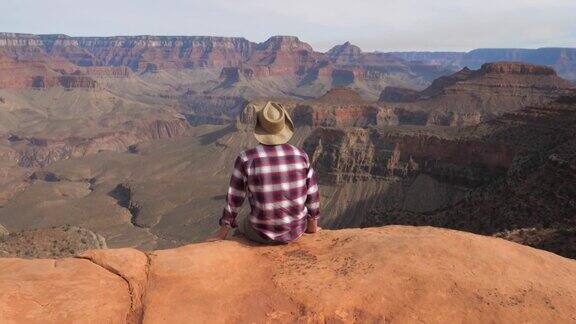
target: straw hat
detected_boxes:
[254,101,294,145]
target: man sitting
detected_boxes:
[207,102,320,243]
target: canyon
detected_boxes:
[0,31,575,323]
[304,95,576,258]
[0,33,452,100]
[0,35,574,255]
[3,33,574,101]
[391,47,576,81]
[1,86,574,257]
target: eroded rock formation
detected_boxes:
[292,88,398,127]
[307,96,576,258]
[0,33,451,98]
[8,117,190,167]
[304,127,511,185]
[419,96,576,248]
[391,47,576,80]
[180,95,248,126]
[0,52,97,89]
[379,62,575,126]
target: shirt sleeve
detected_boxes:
[305,164,320,220]
[219,156,247,228]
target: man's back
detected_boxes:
[219,143,320,242]
[207,101,320,243]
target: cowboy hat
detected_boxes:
[254,101,294,145]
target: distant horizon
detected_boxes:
[2,0,575,52]
[1,31,575,54]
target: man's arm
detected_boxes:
[305,165,320,234]
[206,156,247,242]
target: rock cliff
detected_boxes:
[326,41,363,65]
[8,117,190,167]
[246,36,323,77]
[180,95,248,126]
[304,127,511,185]
[0,34,451,98]
[0,52,96,89]
[292,88,397,127]
[318,96,576,258]
[379,62,575,126]
[390,47,576,81]
[417,96,576,251]
[1,227,575,324]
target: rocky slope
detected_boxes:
[0,33,452,99]
[1,227,575,324]
[304,127,511,184]
[7,117,189,168]
[304,96,576,257]
[0,84,191,228]
[178,94,248,126]
[379,62,575,126]
[0,51,97,89]
[292,88,397,127]
[0,81,192,167]
[391,47,576,81]
[419,96,576,256]
[0,124,245,251]
[301,122,512,230]
[0,225,106,258]
[1,94,574,256]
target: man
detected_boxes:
[206,101,320,243]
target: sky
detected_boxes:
[1,0,575,52]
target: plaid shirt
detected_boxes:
[220,144,320,242]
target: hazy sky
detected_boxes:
[1,0,575,52]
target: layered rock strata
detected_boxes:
[379,62,575,126]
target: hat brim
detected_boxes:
[254,113,294,145]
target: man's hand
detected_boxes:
[205,226,230,242]
[305,218,320,234]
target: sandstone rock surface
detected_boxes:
[1,227,575,323]
[0,258,131,323]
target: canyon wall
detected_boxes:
[180,95,248,126]
[424,96,576,240]
[6,117,190,167]
[379,62,575,126]
[300,124,513,230]
[391,47,576,80]
[290,88,396,127]
[0,33,452,97]
[308,96,576,258]
[304,127,511,186]
[0,52,97,89]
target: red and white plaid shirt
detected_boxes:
[220,144,320,242]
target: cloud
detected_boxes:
[0,0,574,51]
